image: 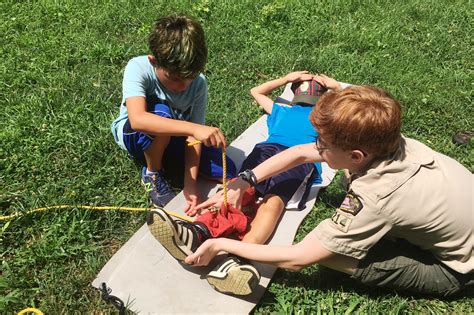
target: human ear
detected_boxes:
[350,150,365,164]
[147,54,157,66]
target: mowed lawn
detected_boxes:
[1,0,472,313]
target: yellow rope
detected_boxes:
[17,308,44,315]
[222,147,227,211]
[2,142,228,222]
[0,205,191,222]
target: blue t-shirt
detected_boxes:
[263,103,322,183]
[111,55,207,150]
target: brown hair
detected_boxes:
[310,86,402,157]
[149,15,207,79]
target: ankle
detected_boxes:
[193,222,211,242]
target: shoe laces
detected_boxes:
[150,173,173,195]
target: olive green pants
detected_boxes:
[352,239,473,296]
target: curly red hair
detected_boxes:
[310,86,402,157]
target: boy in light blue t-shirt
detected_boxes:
[111,15,236,210]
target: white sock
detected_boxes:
[145,169,160,176]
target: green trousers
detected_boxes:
[352,239,473,296]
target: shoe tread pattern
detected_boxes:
[207,264,259,296]
[147,211,188,261]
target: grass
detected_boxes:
[1,0,473,313]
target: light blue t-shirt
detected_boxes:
[263,103,322,181]
[111,55,208,150]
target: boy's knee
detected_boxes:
[146,101,173,118]
[262,194,285,209]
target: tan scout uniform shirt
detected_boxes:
[313,136,473,274]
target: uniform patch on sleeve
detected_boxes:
[331,212,352,233]
[339,192,363,216]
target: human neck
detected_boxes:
[348,155,378,174]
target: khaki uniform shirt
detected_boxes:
[313,136,473,274]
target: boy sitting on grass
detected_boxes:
[147,71,346,296]
[111,15,235,211]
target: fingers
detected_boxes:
[194,199,219,212]
[185,209,199,217]
[185,204,199,216]
[199,126,227,148]
[195,191,224,211]
[214,128,227,148]
[184,253,199,265]
[184,244,214,266]
[312,74,324,81]
[184,194,199,216]
[183,202,191,215]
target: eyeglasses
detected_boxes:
[314,138,329,154]
[315,138,369,157]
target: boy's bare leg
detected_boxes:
[241,194,285,244]
[144,136,171,171]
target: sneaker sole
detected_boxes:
[146,209,192,261]
[207,264,260,296]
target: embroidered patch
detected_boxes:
[331,212,352,233]
[339,193,363,216]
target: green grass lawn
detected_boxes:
[1,0,473,313]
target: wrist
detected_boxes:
[184,175,197,187]
[238,169,258,186]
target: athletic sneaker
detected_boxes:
[207,256,260,296]
[141,167,176,207]
[147,209,203,261]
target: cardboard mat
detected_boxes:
[92,84,336,314]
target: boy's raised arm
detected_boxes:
[250,71,315,113]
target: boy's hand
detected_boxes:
[184,183,200,216]
[195,177,249,211]
[193,125,226,148]
[185,239,220,266]
[312,74,341,90]
[284,71,315,83]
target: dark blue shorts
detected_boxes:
[240,143,318,209]
[121,100,236,179]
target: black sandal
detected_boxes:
[452,130,474,145]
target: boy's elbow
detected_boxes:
[128,118,139,131]
[285,264,304,272]
[279,248,314,271]
[249,87,258,98]
[278,260,310,272]
[128,117,144,132]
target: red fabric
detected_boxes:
[195,187,257,240]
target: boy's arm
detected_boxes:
[185,229,358,274]
[126,96,226,147]
[194,143,322,211]
[250,71,315,114]
[252,142,321,182]
[312,74,342,90]
[183,139,201,214]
